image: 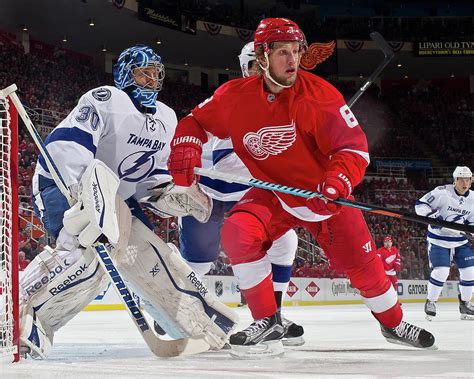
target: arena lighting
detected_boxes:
[183,61,189,66]
[155,38,162,45]
[21,24,28,32]
[62,35,68,42]
[450,73,455,78]
[101,45,107,52]
[359,74,363,78]
[225,67,230,71]
[404,74,408,79]
[397,62,402,67]
[89,18,95,27]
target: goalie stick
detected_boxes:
[194,167,474,235]
[1,84,210,358]
[347,32,395,108]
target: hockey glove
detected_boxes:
[307,171,352,216]
[168,137,202,187]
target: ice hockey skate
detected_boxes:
[425,300,436,321]
[229,313,284,358]
[459,295,474,320]
[381,321,436,349]
[281,315,305,346]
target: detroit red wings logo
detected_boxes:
[243,121,296,160]
[300,41,336,70]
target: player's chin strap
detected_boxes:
[258,52,293,89]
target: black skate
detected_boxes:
[459,295,474,320]
[229,313,284,358]
[281,315,305,346]
[381,321,436,349]
[425,300,436,321]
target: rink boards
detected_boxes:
[84,276,461,311]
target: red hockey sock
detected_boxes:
[241,273,277,320]
[372,302,403,329]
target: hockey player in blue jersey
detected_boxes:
[20,45,237,359]
[415,166,474,320]
[177,42,305,346]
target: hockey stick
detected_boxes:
[1,84,209,358]
[347,32,395,108]
[195,167,474,234]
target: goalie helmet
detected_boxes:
[254,18,307,54]
[453,166,472,180]
[238,42,256,78]
[113,45,165,111]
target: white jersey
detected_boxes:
[415,185,474,248]
[33,86,176,201]
[199,136,250,202]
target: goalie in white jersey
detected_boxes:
[178,42,304,348]
[415,166,474,320]
[21,45,237,359]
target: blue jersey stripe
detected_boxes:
[428,231,466,242]
[46,127,96,155]
[212,148,234,165]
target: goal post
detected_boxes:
[0,93,20,362]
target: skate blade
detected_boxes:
[229,340,284,359]
[460,314,474,320]
[384,337,438,350]
[282,336,305,346]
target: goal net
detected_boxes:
[0,92,19,362]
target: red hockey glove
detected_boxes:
[167,137,203,187]
[307,171,352,216]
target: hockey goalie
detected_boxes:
[18,44,238,359]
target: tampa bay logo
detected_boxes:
[118,150,156,182]
[243,121,296,160]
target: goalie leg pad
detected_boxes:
[112,218,239,349]
[19,245,109,358]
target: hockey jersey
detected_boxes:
[33,86,177,201]
[415,185,473,248]
[376,246,401,275]
[174,70,370,221]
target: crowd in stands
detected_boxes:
[1,35,470,281]
[180,0,473,42]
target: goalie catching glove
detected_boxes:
[149,182,213,223]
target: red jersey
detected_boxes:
[175,71,369,221]
[376,246,401,275]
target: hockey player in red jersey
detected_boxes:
[376,236,401,290]
[167,18,435,356]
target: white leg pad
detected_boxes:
[19,245,108,358]
[113,218,239,349]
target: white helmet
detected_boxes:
[453,166,472,180]
[238,42,256,78]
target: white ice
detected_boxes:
[2,303,473,378]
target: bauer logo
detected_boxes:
[286,280,299,298]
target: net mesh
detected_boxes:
[0,94,18,360]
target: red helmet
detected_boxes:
[383,235,393,242]
[254,18,307,53]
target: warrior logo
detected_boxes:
[243,121,296,160]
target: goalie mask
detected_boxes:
[238,42,256,78]
[113,45,165,112]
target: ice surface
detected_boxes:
[2,303,473,378]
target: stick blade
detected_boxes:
[369,32,395,58]
[146,333,210,358]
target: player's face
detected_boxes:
[132,64,162,90]
[384,240,392,248]
[267,41,301,87]
[247,60,258,76]
[454,177,472,195]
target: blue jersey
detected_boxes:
[415,185,473,248]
